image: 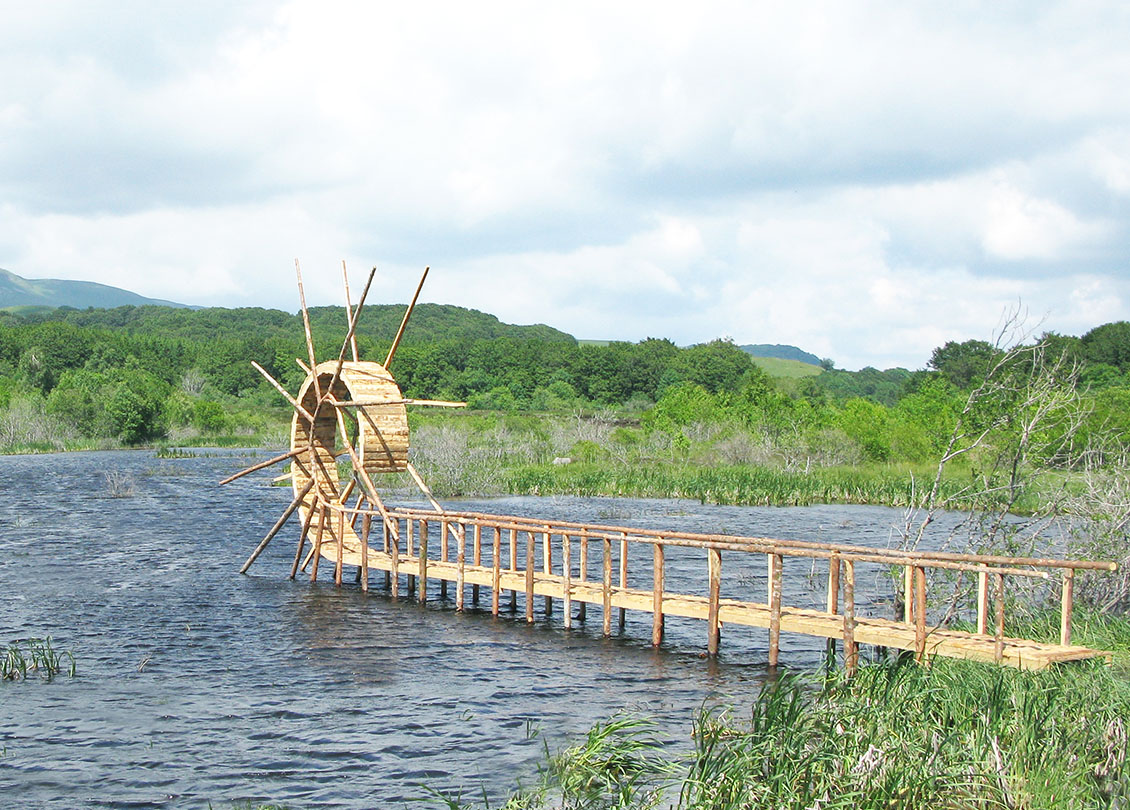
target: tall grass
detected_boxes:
[443,653,1130,810]
[504,462,956,508]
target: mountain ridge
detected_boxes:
[0,268,191,310]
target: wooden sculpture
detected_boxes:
[220,261,463,586]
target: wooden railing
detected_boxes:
[301,503,1117,672]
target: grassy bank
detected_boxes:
[449,616,1130,810]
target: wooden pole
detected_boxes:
[768,553,783,669]
[252,361,314,424]
[543,527,553,616]
[995,573,1006,663]
[843,559,857,675]
[914,566,927,663]
[440,519,449,601]
[618,534,628,630]
[1060,568,1075,645]
[310,504,327,583]
[652,543,664,646]
[294,258,321,405]
[418,519,429,603]
[826,554,840,660]
[341,259,359,362]
[904,565,913,624]
[562,533,572,629]
[707,548,721,655]
[406,516,415,596]
[384,266,429,368]
[473,524,482,605]
[526,531,536,623]
[359,511,370,592]
[456,521,466,611]
[977,567,989,635]
[509,528,517,611]
[219,447,305,486]
[334,506,345,586]
[289,494,318,580]
[492,527,502,617]
[602,538,613,637]
[390,517,400,599]
[240,478,315,574]
[578,533,588,622]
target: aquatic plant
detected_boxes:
[448,650,1130,810]
[1,637,75,681]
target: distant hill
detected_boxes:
[740,343,822,366]
[0,268,190,310]
[750,356,823,379]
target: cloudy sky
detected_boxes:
[1,2,1127,369]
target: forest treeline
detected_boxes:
[0,303,1128,465]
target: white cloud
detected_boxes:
[0,1,1129,370]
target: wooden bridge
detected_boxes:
[253,497,1117,673]
[225,264,1118,674]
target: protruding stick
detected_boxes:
[406,461,465,548]
[331,398,467,409]
[240,478,316,574]
[295,259,321,405]
[342,260,359,362]
[323,267,377,414]
[289,497,318,580]
[384,266,429,368]
[219,447,304,486]
[252,361,314,423]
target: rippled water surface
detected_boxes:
[1,450,932,808]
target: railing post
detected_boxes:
[602,538,613,637]
[526,531,535,623]
[826,553,840,661]
[389,517,400,599]
[652,542,665,646]
[768,552,783,669]
[359,511,370,592]
[903,564,913,624]
[562,533,572,629]
[618,534,629,630]
[843,559,857,675]
[914,565,927,663]
[578,533,588,622]
[543,527,553,616]
[472,524,482,605]
[509,528,518,612]
[439,520,448,600]
[492,526,502,617]
[707,547,721,655]
[417,519,428,604]
[995,573,1006,663]
[1060,568,1074,646]
[406,517,414,595]
[977,566,989,635]
[455,521,465,611]
[382,518,390,589]
[334,507,345,586]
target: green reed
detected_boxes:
[504,463,957,508]
[1,637,75,681]
[442,645,1130,810]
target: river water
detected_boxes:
[1,450,933,808]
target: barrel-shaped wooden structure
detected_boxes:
[290,360,409,558]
